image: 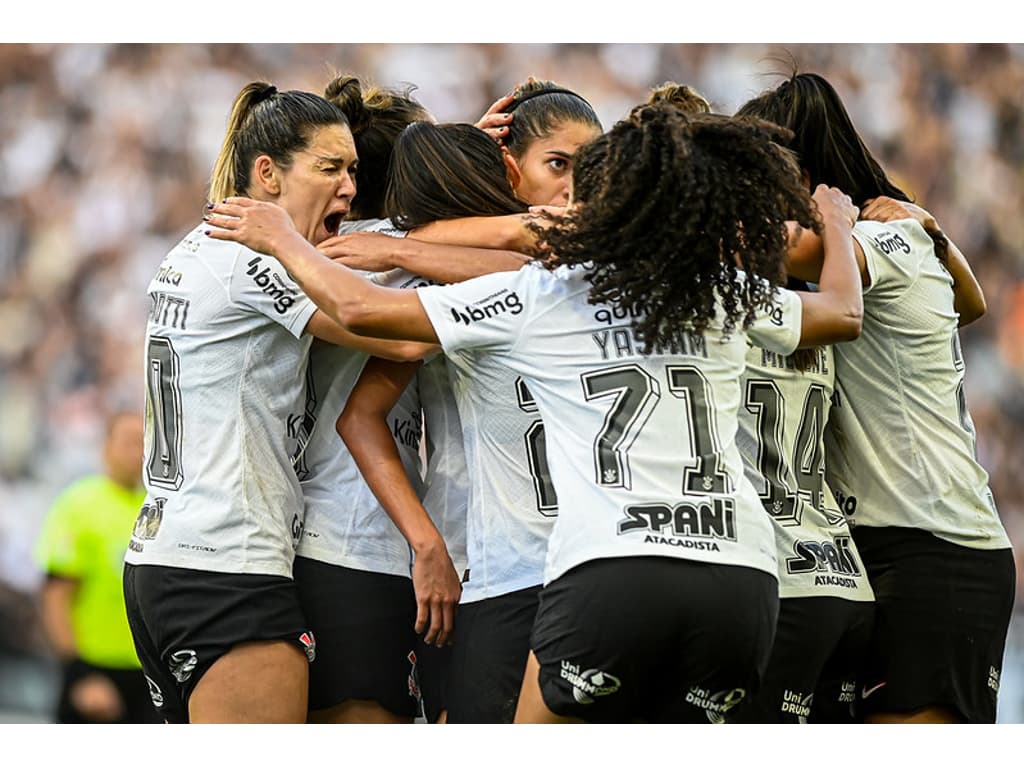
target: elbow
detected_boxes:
[340,302,378,337]
[958,296,987,327]
[839,308,863,342]
[335,407,360,447]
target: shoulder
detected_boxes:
[853,219,932,254]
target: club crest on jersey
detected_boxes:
[129,498,165,552]
[299,631,316,662]
[246,257,299,314]
[450,289,523,325]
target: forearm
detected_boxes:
[944,237,986,326]
[40,579,79,660]
[815,213,863,334]
[338,408,443,554]
[272,231,436,342]
[390,239,528,283]
[410,214,538,253]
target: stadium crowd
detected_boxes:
[0,42,1022,720]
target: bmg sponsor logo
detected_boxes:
[872,230,911,255]
[450,290,523,325]
[246,257,300,314]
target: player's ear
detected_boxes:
[502,146,522,194]
[252,155,282,197]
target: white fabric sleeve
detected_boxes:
[229,250,317,338]
[747,285,803,355]
[417,269,534,356]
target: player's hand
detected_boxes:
[411,538,461,647]
[812,184,858,229]
[318,232,403,272]
[205,197,302,256]
[474,90,516,144]
[70,673,124,722]
[861,196,938,233]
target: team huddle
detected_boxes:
[120,70,1015,724]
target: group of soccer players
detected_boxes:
[121,65,1015,724]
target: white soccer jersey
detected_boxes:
[418,264,803,585]
[824,219,1009,550]
[293,269,429,577]
[293,220,431,577]
[443,350,557,603]
[344,220,555,600]
[737,344,873,601]
[417,356,469,578]
[126,224,318,577]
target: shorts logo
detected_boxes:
[685,686,746,723]
[560,661,621,704]
[989,666,1000,693]
[861,680,886,700]
[168,649,198,683]
[407,651,421,701]
[145,675,164,708]
[299,631,316,663]
[450,290,523,325]
[781,689,814,722]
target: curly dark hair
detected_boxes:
[534,104,820,349]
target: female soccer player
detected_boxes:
[122,81,429,724]
[205,105,866,722]
[738,71,1014,725]
[336,82,602,723]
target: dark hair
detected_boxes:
[736,70,949,262]
[504,79,602,160]
[385,122,527,229]
[736,72,908,207]
[324,74,431,220]
[536,105,819,348]
[645,81,712,115]
[209,81,348,203]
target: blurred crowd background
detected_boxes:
[0,43,1021,722]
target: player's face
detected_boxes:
[277,124,358,245]
[511,120,600,207]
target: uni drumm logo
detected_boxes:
[450,290,523,325]
[246,257,299,314]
